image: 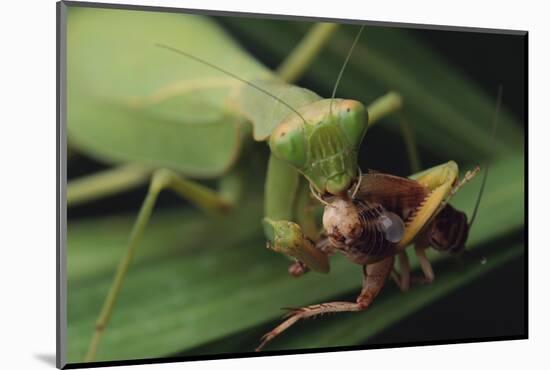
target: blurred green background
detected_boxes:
[66,7,525,365]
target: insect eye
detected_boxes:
[337,101,368,148]
[377,210,404,243]
[269,120,307,169]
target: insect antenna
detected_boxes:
[469,84,503,228]
[155,43,309,125]
[329,25,364,115]
[309,182,331,206]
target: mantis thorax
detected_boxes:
[269,98,368,195]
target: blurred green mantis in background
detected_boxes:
[65,5,525,364]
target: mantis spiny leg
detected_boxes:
[405,163,481,286]
[397,161,461,249]
[285,178,333,277]
[263,156,332,275]
[84,168,237,361]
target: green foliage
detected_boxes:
[67,8,327,176]
[67,8,267,176]
[66,8,525,365]
[222,19,524,162]
[67,154,523,361]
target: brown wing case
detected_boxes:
[357,172,429,223]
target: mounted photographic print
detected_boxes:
[57,1,527,368]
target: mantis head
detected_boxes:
[269,25,368,197]
[269,98,368,196]
[156,26,368,197]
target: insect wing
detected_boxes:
[357,172,429,222]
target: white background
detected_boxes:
[0,0,545,369]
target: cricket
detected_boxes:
[66,6,524,363]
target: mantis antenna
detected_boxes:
[155,43,309,125]
[326,25,365,193]
[329,25,364,115]
[469,84,503,227]
[309,182,330,206]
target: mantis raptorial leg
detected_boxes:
[258,161,482,350]
[79,22,341,362]
[263,155,332,274]
[264,91,418,271]
[74,21,421,360]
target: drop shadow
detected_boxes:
[34,353,56,367]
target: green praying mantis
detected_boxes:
[66,7,500,361]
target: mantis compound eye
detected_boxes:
[336,100,368,149]
[269,119,307,170]
[377,210,404,243]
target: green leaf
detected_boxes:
[66,154,523,363]
[67,7,271,177]
[220,19,524,162]
[264,243,524,351]
[67,8,328,176]
[66,10,525,365]
[184,241,523,354]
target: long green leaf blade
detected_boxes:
[67,154,523,363]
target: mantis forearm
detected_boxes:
[263,154,329,273]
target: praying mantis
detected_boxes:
[65,5,510,362]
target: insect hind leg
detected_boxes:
[256,257,393,351]
[413,245,435,284]
[391,251,411,292]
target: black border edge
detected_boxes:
[57,1,68,369]
[523,30,529,340]
[64,334,527,369]
[62,0,527,35]
[58,1,528,369]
